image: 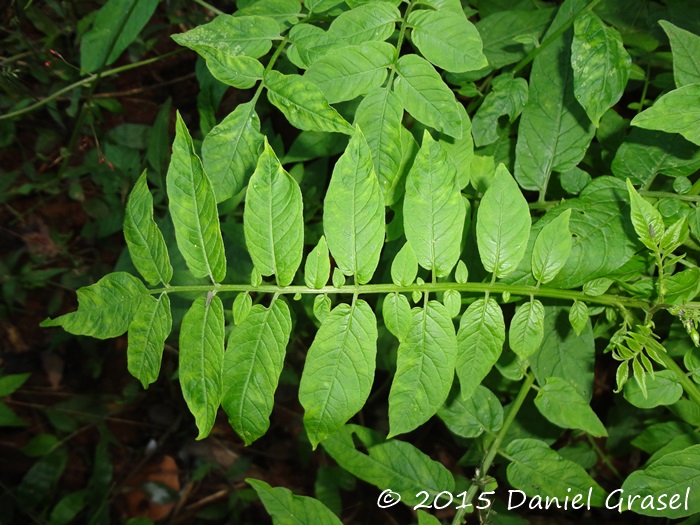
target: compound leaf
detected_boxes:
[127,294,172,388]
[180,295,224,440]
[244,140,304,287]
[388,301,457,437]
[167,112,226,283]
[222,300,292,445]
[299,300,377,448]
[124,171,173,286]
[323,128,385,284]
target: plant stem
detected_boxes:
[641,190,700,203]
[192,0,225,15]
[451,372,536,525]
[658,351,700,409]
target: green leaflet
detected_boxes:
[417,511,441,525]
[232,292,252,324]
[193,52,263,89]
[476,164,531,278]
[404,131,465,277]
[235,0,301,29]
[476,8,556,69]
[568,300,589,336]
[514,0,595,192]
[509,299,545,359]
[222,300,292,445]
[247,479,342,525]
[472,73,528,147]
[620,444,700,518]
[244,141,304,287]
[393,54,463,138]
[179,295,224,440]
[388,301,457,437]
[624,370,683,409]
[171,15,279,59]
[327,2,400,45]
[264,71,353,134]
[306,0,343,14]
[506,439,608,506]
[287,24,343,68]
[353,88,405,205]
[167,112,227,283]
[124,171,173,286]
[631,84,700,146]
[456,297,505,401]
[80,0,158,72]
[313,294,331,323]
[438,385,504,439]
[611,128,700,186]
[531,208,572,285]
[323,128,385,284]
[127,294,172,388]
[202,102,264,202]
[455,260,468,284]
[443,289,461,318]
[571,12,630,126]
[321,424,455,507]
[0,373,30,398]
[626,179,665,251]
[406,8,487,73]
[660,20,700,87]
[304,41,394,103]
[438,104,474,190]
[382,292,412,342]
[304,236,331,289]
[41,272,146,338]
[531,306,595,401]
[299,300,377,448]
[390,242,418,287]
[665,268,700,305]
[534,377,607,437]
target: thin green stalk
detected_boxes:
[386,0,417,86]
[641,190,700,203]
[148,281,700,311]
[451,372,536,525]
[192,0,225,15]
[658,351,700,409]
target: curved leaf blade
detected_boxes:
[167,112,227,283]
[631,84,700,146]
[244,141,304,287]
[247,479,342,525]
[534,377,607,436]
[127,294,172,388]
[660,20,700,87]
[328,2,400,44]
[304,236,331,289]
[124,171,173,286]
[531,208,572,285]
[509,299,545,359]
[299,300,378,448]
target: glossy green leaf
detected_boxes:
[438,385,503,438]
[202,102,265,202]
[620,444,700,518]
[167,112,227,283]
[287,24,343,68]
[321,424,455,507]
[535,377,607,436]
[531,306,595,401]
[306,0,343,14]
[124,171,173,286]
[195,52,264,89]
[417,510,441,525]
[299,300,377,448]
[388,301,457,437]
[393,54,463,138]
[514,0,595,192]
[443,290,461,318]
[80,0,159,72]
[179,295,224,440]
[531,208,572,284]
[235,0,300,29]
[313,294,332,323]
[232,292,253,324]
[41,272,146,338]
[477,164,531,278]
[506,439,608,506]
[660,20,700,87]
[472,73,528,147]
[509,299,545,359]
[304,41,394,103]
[455,261,469,283]
[404,131,465,277]
[353,88,404,205]
[624,370,683,409]
[665,268,700,305]
[438,104,473,189]
[127,294,171,388]
[611,128,700,187]
[327,2,400,44]
[456,297,504,400]
[305,236,331,289]
[571,12,630,126]
[626,179,665,251]
[244,141,304,287]
[407,8,487,73]
[264,71,353,134]
[631,84,700,146]
[568,300,589,336]
[332,267,345,288]
[222,300,292,445]
[323,128,385,284]
[247,479,342,525]
[390,242,418,287]
[382,292,412,341]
